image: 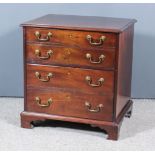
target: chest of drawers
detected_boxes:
[20,14,136,140]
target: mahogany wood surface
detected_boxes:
[26,64,114,95]
[26,88,113,121]
[21,100,133,140]
[21,14,136,33]
[25,28,117,49]
[21,14,136,140]
[26,44,116,70]
[115,25,134,117]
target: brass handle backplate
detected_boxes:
[35,72,53,82]
[35,97,52,107]
[86,35,106,46]
[85,101,103,113]
[34,31,52,41]
[35,49,53,60]
[85,76,104,87]
[86,53,105,64]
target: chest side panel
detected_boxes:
[115,25,134,118]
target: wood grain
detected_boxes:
[26,64,114,95]
[115,25,134,118]
[21,14,136,33]
[26,44,116,70]
[25,27,117,49]
[26,88,113,121]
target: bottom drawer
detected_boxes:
[26,88,113,121]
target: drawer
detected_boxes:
[27,64,114,95]
[25,28,117,49]
[26,88,113,121]
[26,44,115,70]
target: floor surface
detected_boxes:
[0,98,155,151]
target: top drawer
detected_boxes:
[25,28,117,49]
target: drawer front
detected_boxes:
[26,88,113,121]
[26,44,115,69]
[25,28,117,49]
[27,64,114,95]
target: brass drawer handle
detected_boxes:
[35,72,53,82]
[34,31,52,41]
[85,76,104,87]
[86,53,105,64]
[85,101,103,113]
[35,49,53,60]
[35,97,52,107]
[86,35,106,46]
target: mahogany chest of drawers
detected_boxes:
[20,14,136,140]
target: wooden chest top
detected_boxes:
[21,14,136,32]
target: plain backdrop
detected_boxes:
[0,3,155,98]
